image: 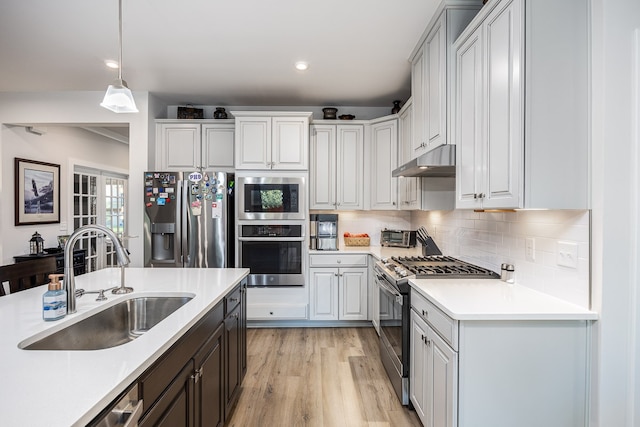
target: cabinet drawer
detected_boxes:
[309,254,368,267]
[248,304,307,320]
[411,290,458,350]
[225,285,241,315]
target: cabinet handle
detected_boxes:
[229,297,238,302]
[334,273,339,277]
[339,273,343,277]
[191,367,203,383]
[422,309,428,317]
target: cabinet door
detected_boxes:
[202,124,234,170]
[411,44,427,157]
[309,268,339,320]
[272,117,309,170]
[158,123,201,171]
[455,25,484,210]
[336,125,364,210]
[410,310,429,423]
[425,14,447,151]
[482,0,523,208]
[398,101,421,210]
[195,323,224,427]
[370,119,398,210]
[428,325,458,427]
[310,125,337,209]
[224,303,241,418]
[139,361,195,427]
[339,268,368,321]
[235,117,271,169]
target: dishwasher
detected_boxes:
[89,383,143,427]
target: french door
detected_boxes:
[73,168,128,273]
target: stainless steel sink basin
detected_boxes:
[20,296,193,350]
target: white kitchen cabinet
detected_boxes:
[410,3,482,158]
[454,0,590,209]
[309,254,368,321]
[156,121,235,171]
[233,112,311,170]
[369,260,379,334]
[410,288,590,427]
[310,124,365,210]
[369,117,398,210]
[397,99,421,210]
[410,309,457,427]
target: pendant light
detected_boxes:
[100,0,138,113]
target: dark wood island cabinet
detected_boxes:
[88,278,247,427]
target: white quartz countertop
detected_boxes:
[0,267,249,427]
[410,279,598,321]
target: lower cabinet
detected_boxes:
[410,308,457,427]
[309,254,368,321]
[97,279,247,427]
[409,288,591,427]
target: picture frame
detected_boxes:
[14,158,60,226]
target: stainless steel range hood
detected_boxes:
[392,144,455,177]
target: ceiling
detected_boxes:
[0,0,442,108]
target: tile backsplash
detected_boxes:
[411,210,591,308]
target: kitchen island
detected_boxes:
[0,267,249,427]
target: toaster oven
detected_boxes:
[380,229,416,248]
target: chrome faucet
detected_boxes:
[64,224,131,314]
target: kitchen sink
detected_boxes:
[19,295,193,351]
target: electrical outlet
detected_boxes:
[59,221,67,232]
[557,241,578,268]
[525,237,535,261]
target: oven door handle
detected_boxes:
[238,237,305,242]
[376,274,403,302]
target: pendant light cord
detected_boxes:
[118,0,123,81]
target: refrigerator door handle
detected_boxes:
[178,180,187,266]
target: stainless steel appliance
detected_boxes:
[238,223,305,286]
[237,176,305,220]
[375,255,498,405]
[309,214,338,250]
[143,171,234,268]
[380,228,417,248]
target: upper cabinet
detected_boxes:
[410,2,483,158]
[397,99,422,210]
[454,0,589,209]
[156,121,235,171]
[310,123,365,210]
[369,116,399,210]
[233,112,311,170]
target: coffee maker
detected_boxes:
[309,214,338,250]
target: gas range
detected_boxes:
[374,255,499,291]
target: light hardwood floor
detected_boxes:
[227,327,422,427]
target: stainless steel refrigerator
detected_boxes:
[143,171,234,268]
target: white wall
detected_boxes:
[590,0,640,425]
[0,125,128,264]
[0,91,151,267]
[411,209,591,308]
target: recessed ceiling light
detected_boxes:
[105,60,119,69]
[295,61,309,71]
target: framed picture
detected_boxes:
[14,158,60,226]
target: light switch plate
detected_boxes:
[557,241,578,268]
[525,237,535,261]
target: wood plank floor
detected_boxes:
[227,327,422,427]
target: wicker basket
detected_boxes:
[344,237,370,246]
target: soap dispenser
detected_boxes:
[43,274,66,321]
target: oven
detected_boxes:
[375,269,410,405]
[238,223,305,286]
[237,176,305,220]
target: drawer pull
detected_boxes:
[422,309,428,317]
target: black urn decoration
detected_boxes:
[391,100,402,114]
[213,107,228,119]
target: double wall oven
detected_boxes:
[375,255,498,405]
[236,176,307,287]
